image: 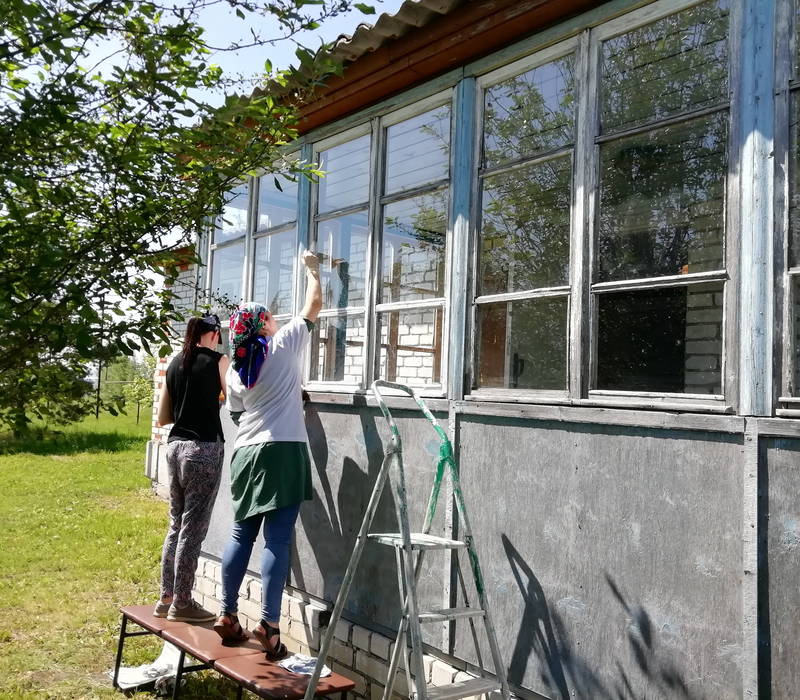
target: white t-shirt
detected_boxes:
[226,316,311,449]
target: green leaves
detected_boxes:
[0,0,355,432]
[355,3,376,14]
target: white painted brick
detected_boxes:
[280,617,291,637]
[281,595,290,617]
[329,638,355,666]
[246,578,262,603]
[370,632,392,660]
[430,660,456,687]
[237,597,262,623]
[423,655,435,683]
[290,620,320,650]
[288,597,305,621]
[335,619,352,643]
[453,671,474,684]
[355,651,389,684]
[352,626,372,651]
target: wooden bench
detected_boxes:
[113,605,355,700]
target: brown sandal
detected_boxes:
[253,623,287,660]
[213,613,248,646]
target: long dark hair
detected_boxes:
[181,316,219,371]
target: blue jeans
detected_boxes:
[220,503,301,624]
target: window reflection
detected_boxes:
[309,314,365,383]
[480,157,571,294]
[596,283,723,393]
[483,56,575,168]
[385,107,450,193]
[318,135,371,213]
[477,297,567,390]
[253,229,296,315]
[377,308,443,387]
[214,185,249,244]
[597,113,727,282]
[600,0,729,134]
[382,193,447,304]
[210,242,244,303]
[258,174,298,231]
[317,212,369,309]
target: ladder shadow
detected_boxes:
[293,405,400,627]
[501,535,700,699]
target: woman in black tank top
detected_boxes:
[153,315,230,623]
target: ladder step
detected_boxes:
[417,607,486,623]
[417,678,502,700]
[368,533,467,550]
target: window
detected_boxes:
[592,0,729,397]
[210,184,248,304]
[475,49,576,392]
[310,131,371,385]
[253,166,299,317]
[377,105,450,389]
[307,102,452,391]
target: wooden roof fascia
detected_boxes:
[297,0,602,134]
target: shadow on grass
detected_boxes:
[0,430,147,456]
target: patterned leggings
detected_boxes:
[160,439,224,604]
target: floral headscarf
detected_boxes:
[230,302,269,389]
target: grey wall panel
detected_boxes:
[763,438,800,699]
[455,416,744,699]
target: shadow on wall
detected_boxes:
[292,405,401,628]
[501,535,699,700]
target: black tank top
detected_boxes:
[166,347,224,443]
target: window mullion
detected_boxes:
[447,76,477,400]
[364,116,384,390]
[297,142,314,320]
[572,29,598,399]
[242,176,257,303]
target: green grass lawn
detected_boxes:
[0,413,236,699]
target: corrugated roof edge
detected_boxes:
[250,0,467,100]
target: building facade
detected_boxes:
[146,0,800,696]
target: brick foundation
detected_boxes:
[191,555,499,700]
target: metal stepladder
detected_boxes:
[304,380,510,700]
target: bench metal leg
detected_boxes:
[112,613,128,689]
[172,649,186,700]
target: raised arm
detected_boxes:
[300,250,322,323]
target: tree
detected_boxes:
[0,0,373,434]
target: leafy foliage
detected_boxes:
[0,0,372,433]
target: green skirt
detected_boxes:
[229,441,313,522]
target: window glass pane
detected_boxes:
[600,0,729,134]
[483,55,575,168]
[215,185,249,243]
[258,174,298,230]
[317,211,369,308]
[597,113,727,283]
[480,157,571,295]
[254,229,296,315]
[596,282,723,394]
[318,135,370,213]
[210,243,244,303]
[790,95,800,267]
[385,106,450,193]
[382,192,448,304]
[377,308,444,387]
[309,314,364,384]
[477,297,567,390]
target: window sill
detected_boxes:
[306,390,449,413]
